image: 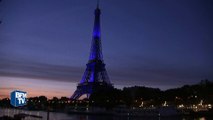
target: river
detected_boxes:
[0,108,210,120]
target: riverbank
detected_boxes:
[66,106,213,118]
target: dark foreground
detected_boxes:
[0,114,212,120]
[0,108,213,120]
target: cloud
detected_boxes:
[0,53,212,90]
[0,58,84,82]
[107,55,213,88]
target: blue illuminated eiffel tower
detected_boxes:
[71,4,113,100]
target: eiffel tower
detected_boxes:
[71,3,113,100]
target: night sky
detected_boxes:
[0,0,213,98]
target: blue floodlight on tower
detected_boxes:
[89,4,103,61]
[71,2,113,100]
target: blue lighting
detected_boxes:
[79,4,103,82]
[89,71,95,82]
[89,46,101,60]
[71,5,112,100]
[93,27,101,38]
[88,6,102,61]
[80,71,87,83]
[89,53,96,60]
[89,43,97,60]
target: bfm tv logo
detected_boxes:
[10,90,27,107]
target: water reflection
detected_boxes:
[0,108,210,120]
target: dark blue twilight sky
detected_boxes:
[0,0,213,98]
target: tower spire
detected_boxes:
[97,0,99,9]
[89,0,102,61]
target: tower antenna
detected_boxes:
[97,0,99,8]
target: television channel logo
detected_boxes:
[10,90,27,107]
